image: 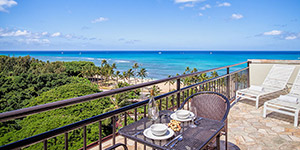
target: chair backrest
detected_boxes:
[290,70,300,96]
[262,64,295,89]
[179,91,230,122]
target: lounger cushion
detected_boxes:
[249,85,264,92]
[278,95,298,104]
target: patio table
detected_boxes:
[119,110,225,150]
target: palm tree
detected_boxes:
[122,71,127,83]
[103,83,131,126]
[146,85,162,97]
[115,71,120,84]
[185,67,191,74]
[191,68,198,84]
[101,59,107,67]
[137,68,147,83]
[199,73,209,82]
[132,63,139,84]
[210,71,219,78]
[126,69,134,84]
[164,75,175,91]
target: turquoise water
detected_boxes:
[1,51,300,79]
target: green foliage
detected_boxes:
[0,82,111,150]
[0,56,112,149]
[102,82,140,126]
[64,61,95,77]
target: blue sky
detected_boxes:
[0,0,299,50]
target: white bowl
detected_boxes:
[175,110,190,119]
[150,124,168,136]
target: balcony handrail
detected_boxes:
[0,61,248,122]
[181,66,249,91]
[0,66,249,150]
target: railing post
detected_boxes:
[83,126,87,150]
[65,133,68,150]
[176,78,181,108]
[247,61,250,87]
[226,67,230,99]
[112,116,116,145]
[99,121,102,150]
[43,140,47,150]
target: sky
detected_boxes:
[0,0,299,51]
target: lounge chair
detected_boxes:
[263,70,300,127]
[235,64,295,109]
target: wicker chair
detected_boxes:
[178,91,230,150]
[104,143,128,150]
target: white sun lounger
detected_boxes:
[263,70,300,127]
[235,64,295,109]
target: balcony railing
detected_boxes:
[0,61,249,150]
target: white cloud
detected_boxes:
[15,30,30,36]
[18,38,50,45]
[198,13,203,16]
[51,32,61,37]
[0,27,98,45]
[0,29,30,37]
[200,4,211,10]
[91,17,109,23]
[184,3,195,7]
[41,32,48,36]
[0,0,17,12]
[217,2,231,7]
[65,34,72,39]
[231,13,243,20]
[175,0,201,3]
[179,3,196,9]
[285,35,297,40]
[263,30,282,35]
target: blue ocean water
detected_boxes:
[1,51,300,79]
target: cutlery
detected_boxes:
[164,134,181,147]
[170,135,183,148]
[195,117,203,125]
[133,130,143,136]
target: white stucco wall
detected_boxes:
[249,59,300,86]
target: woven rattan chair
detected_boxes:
[104,143,128,150]
[178,91,230,150]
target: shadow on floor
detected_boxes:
[209,141,240,150]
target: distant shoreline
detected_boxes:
[1,51,299,79]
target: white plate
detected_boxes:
[170,112,195,122]
[143,128,174,140]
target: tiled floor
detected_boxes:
[228,98,300,150]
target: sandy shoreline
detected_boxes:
[97,77,176,94]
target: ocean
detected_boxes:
[1,51,300,79]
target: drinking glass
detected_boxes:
[149,106,159,121]
[189,109,197,128]
[148,95,159,121]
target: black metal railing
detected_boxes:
[0,61,249,150]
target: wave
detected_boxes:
[114,60,131,63]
